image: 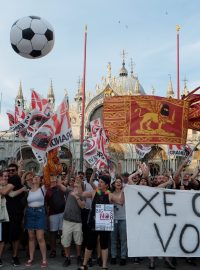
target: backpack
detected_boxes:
[48,187,65,214]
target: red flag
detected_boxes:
[185,93,200,130]
[6,111,16,126]
[189,103,200,120]
[30,97,73,163]
[103,95,189,145]
[188,121,200,131]
[185,93,200,104]
[31,90,48,112]
[15,105,26,121]
[83,118,109,169]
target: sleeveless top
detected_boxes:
[113,202,126,220]
[88,189,110,230]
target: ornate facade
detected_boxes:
[0,55,199,174]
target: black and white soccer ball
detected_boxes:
[10,16,55,59]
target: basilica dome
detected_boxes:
[99,61,146,96]
[113,73,146,95]
[114,59,146,95]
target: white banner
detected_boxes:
[30,97,73,163]
[135,144,152,159]
[168,144,186,157]
[83,118,109,170]
[83,137,98,166]
[124,185,200,257]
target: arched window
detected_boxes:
[59,147,72,159]
[0,147,6,158]
[16,147,35,160]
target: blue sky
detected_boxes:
[1,0,200,130]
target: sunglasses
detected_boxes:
[7,169,16,172]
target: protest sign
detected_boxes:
[124,185,200,257]
[95,204,114,231]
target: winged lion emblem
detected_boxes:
[134,100,176,136]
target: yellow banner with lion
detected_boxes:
[103,96,189,145]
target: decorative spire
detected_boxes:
[167,75,174,98]
[76,77,82,95]
[130,58,135,77]
[47,80,55,98]
[17,81,24,99]
[119,49,128,77]
[151,86,155,96]
[74,77,82,102]
[15,81,24,109]
[121,49,127,66]
[107,62,112,81]
[95,83,101,94]
[183,77,189,96]
[47,80,55,104]
[133,77,141,95]
[87,91,93,100]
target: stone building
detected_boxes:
[0,55,199,174]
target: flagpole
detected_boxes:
[176,25,180,99]
[0,92,2,114]
[80,25,87,171]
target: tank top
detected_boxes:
[113,202,126,220]
[27,186,45,207]
[88,189,110,230]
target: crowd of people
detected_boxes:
[0,159,199,269]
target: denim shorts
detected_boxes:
[24,206,46,230]
[49,213,63,232]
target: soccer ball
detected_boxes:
[10,16,55,59]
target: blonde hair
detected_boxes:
[22,171,34,184]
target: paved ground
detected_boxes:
[1,247,200,270]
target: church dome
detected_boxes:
[119,64,128,77]
[111,55,146,95]
[113,74,146,95]
[95,56,146,97]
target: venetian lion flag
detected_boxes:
[103,96,189,145]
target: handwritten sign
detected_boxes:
[95,204,114,231]
[124,185,200,257]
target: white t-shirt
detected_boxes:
[27,186,46,207]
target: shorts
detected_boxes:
[86,229,110,250]
[0,222,10,242]
[3,213,24,242]
[49,213,63,232]
[24,206,46,230]
[61,220,82,247]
